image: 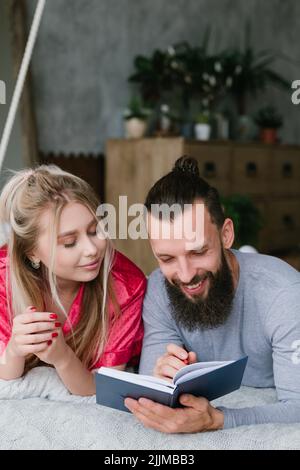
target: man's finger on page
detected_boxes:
[166,343,188,360]
[188,351,198,364]
[165,355,188,371]
[159,365,178,380]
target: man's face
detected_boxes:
[148,202,235,329]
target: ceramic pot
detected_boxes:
[125,118,147,139]
[260,128,277,145]
[194,123,211,141]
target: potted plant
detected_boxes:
[128,23,291,141]
[194,111,211,140]
[128,50,174,106]
[123,96,151,139]
[221,194,263,249]
[254,105,283,144]
[220,23,291,117]
[217,23,290,141]
[128,31,216,137]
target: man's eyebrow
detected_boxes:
[58,219,97,238]
[156,253,173,259]
[157,244,208,258]
[189,244,208,252]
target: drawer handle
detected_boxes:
[246,162,257,177]
[282,162,293,178]
[282,215,295,229]
[203,162,216,178]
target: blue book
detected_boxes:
[95,356,248,413]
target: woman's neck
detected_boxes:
[43,279,81,320]
[56,279,81,299]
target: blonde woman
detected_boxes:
[0,165,146,395]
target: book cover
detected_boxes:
[95,356,248,413]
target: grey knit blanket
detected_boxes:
[0,367,299,450]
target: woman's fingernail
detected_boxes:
[47,340,52,346]
[50,314,58,319]
[29,306,37,311]
[52,332,58,338]
[55,322,61,328]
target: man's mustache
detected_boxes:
[172,273,211,288]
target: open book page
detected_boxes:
[97,367,175,394]
[174,360,235,385]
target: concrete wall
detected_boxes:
[0,1,25,190]
[27,0,300,154]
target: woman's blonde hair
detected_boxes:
[0,165,118,373]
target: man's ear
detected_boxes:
[221,218,235,249]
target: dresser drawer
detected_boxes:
[186,143,231,196]
[266,200,300,251]
[269,149,300,196]
[231,147,271,196]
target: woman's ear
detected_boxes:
[221,218,235,249]
[26,251,40,266]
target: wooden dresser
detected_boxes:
[106,138,300,274]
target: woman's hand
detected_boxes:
[153,343,198,383]
[34,325,70,368]
[7,306,62,358]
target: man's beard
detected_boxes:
[165,250,235,331]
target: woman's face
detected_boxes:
[34,202,107,287]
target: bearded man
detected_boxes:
[125,156,300,433]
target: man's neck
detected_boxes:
[226,249,240,291]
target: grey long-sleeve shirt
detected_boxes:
[138,250,300,429]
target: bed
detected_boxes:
[1,366,300,450]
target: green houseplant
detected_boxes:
[123,96,152,139]
[221,194,263,249]
[254,105,283,144]
[219,23,290,117]
[128,50,173,106]
[128,23,290,140]
[128,30,221,135]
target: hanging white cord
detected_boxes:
[0,0,46,173]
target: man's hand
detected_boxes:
[124,394,224,433]
[154,343,197,382]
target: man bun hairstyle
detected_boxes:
[145,155,225,228]
[173,155,200,177]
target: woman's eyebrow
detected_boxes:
[58,219,96,238]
